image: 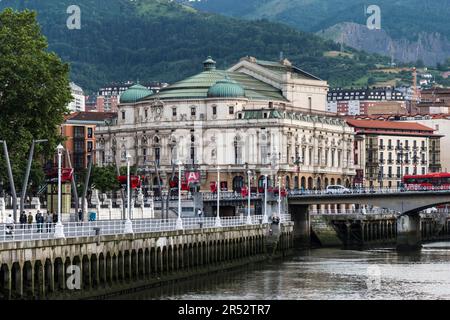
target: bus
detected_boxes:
[402,173,450,191]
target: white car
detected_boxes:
[326,185,351,194]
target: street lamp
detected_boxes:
[54,144,65,238]
[124,153,133,233]
[215,166,222,227]
[246,170,252,225]
[263,175,268,224]
[176,160,183,230]
[277,176,281,219]
[20,139,48,216]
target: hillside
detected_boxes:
[186,0,450,66]
[0,0,390,93]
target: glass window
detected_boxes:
[191,107,196,116]
[212,106,217,115]
[229,106,234,114]
[172,107,177,116]
[87,128,93,139]
[121,111,125,120]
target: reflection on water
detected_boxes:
[112,242,450,300]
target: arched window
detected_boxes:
[232,176,244,192]
[307,177,313,190]
[294,176,299,190]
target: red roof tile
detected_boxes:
[346,119,434,131]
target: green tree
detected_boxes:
[0,9,72,192]
[91,166,120,193]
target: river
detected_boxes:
[113,242,450,300]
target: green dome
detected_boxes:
[207,77,245,99]
[120,84,153,103]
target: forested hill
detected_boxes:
[0,0,389,93]
[185,0,450,66]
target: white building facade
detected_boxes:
[68,82,85,112]
[95,57,356,192]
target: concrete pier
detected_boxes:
[0,222,294,300]
[397,215,422,251]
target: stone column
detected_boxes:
[397,215,421,251]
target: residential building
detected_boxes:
[416,88,450,114]
[327,87,406,116]
[67,82,85,113]
[95,56,356,192]
[61,112,117,170]
[347,119,441,188]
[392,114,450,172]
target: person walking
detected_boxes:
[35,211,41,233]
[47,212,54,233]
[38,212,44,233]
[27,212,33,229]
[5,214,14,237]
[42,212,47,233]
[20,211,27,229]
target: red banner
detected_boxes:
[117,175,141,189]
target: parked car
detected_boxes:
[326,185,351,194]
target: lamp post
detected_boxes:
[278,176,281,219]
[215,166,221,227]
[54,144,65,238]
[176,160,183,230]
[263,175,268,223]
[124,153,133,233]
[246,170,252,225]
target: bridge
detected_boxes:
[203,188,450,250]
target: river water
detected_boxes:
[114,242,450,300]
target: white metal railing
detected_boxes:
[288,186,450,197]
[0,214,291,243]
[309,209,399,215]
[202,192,263,201]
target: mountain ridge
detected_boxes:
[186,0,450,66]
[0,0,389,93]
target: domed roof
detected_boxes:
[120,84,153,104]
[207,76,245,99]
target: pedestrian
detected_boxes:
[78,209,83,222]
[20,211,27,229]
[53,212,58,224]
[48,212,54,233]
[38,213,44,233]
[42,212,48,233]
[5,214,14,236]
[35,211,41,233]
[27,212,33,229]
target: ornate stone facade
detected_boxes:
[95,57,355,191]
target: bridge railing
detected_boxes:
[202,192,264,201]
[0,214,292,243]
[309,209,399,215]
[288,186,450,197]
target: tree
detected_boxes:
[91,166,120,193]
[0,9,72,192]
